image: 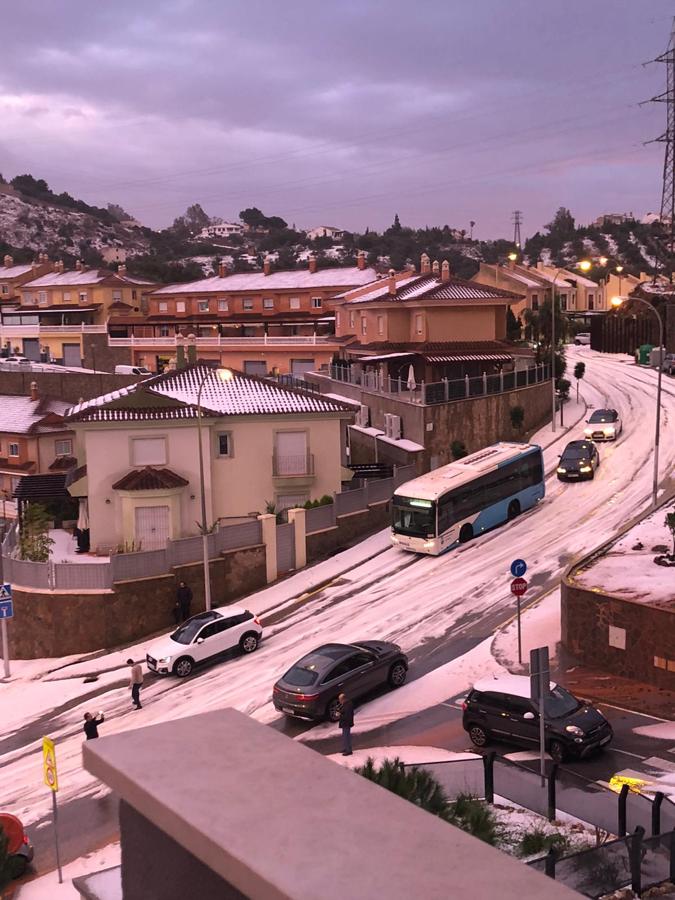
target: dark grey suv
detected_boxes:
[273,641,408,722]
[462,675,612,763]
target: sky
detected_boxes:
[0,1,673,239]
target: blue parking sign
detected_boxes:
[0,583,13,619]
[510,559,527,578]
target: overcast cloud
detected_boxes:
[0,0,672,237]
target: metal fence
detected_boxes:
[328,364,551,406]
[52,562,113,591]
[305,503,336,533]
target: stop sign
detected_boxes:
[510,577,528,597]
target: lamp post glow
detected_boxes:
[508,252,518,262]
[611,295,663,507]
[196,367,233,611]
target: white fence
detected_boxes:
[108,335,336,348]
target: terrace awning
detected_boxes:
[359,352,417,363]
[424,353,513,363]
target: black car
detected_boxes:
[462,675,612,763]
[273,641,408,722]
[557,440,600,481]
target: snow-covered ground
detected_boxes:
[2,349,674,849]
[16,843,120,899]
[571,500,675,604]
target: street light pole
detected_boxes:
[550,271,562,433]
[196,373,212,613]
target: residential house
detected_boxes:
[0,253,52,306]
[65,364,354,553]
[0,385,75,512]
[592,212,633,227]
[472,261,550,318]
[1,262,154,366]
[306,225,345,241]
[197,222,244,239]
[107,254,378,377]
[533,263,603,313]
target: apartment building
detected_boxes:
[0,253,52,305]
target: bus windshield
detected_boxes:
[392,498,436,537]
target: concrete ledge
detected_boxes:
[83,709,577,900]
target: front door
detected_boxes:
[134,505,170,550]
[193,619,233,662]
[504,695,539,744]
[62,343,82,367]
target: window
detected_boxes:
[63,291,71,304]
[336,312,341,329]
[8,443,19,457]
[198,300,209,312]
[289,297,301,310]
[112,290,122,302]
[242,298,253,310]
[276,493,309,511]
[79,292,88,303]
[506,695,535,716]
[198,621,230,640]
[263,297,274,309]
[588,293,594,311]
[159,325,170,337]
[531,294,539,311]
[479,691,511,712]
[176,301,186,313]
[38,291,47,306]
[218,299,229,311]
[55,439,72,457]
[322,655,363,682]
[158,302,168,312]
[217,432,233,457]
[311,297,322,308]
[349,312,355,329]
[23,293,34,305]
[132,290,137,301]
[1,285,7,295]
[377,315,384,335]
[131,437,167,466]
[415,314,423,335]
[361,317,367,335]
[559,293,568,311]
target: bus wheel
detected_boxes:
[459,524,473,544]
[507,500,521,521]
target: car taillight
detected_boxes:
[23,835,29,845]
[295,693,319,702]
[461,701,468,711]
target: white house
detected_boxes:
[65,364,354,553]
[197,222,245,240]
[306,226,345,241]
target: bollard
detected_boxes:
[629,826,645,896]
[544,847,557,879]
[547,764,558,822]
[618,783,629,837]
[482,752,495,804]
[652,791,664,836]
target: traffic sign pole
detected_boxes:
[43,737,62,884]
[516,597,522,665]
[52,791,62,885]
[0,578,12,679]
[509,565,528,666]
[1,618,9,679]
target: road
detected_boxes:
[3,348,675,877]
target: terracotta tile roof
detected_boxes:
[353,340,514,353]
[66,364,356,423]
[1,395,72,435]
[340,275,522,305]
[13,473,68,500]
[112,466,189,491]
[0,459,36,473]
[48,455,78,471]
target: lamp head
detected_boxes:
[578,260,592,272]
[611,296,624,308]
[507,252,518,261]
[217,368,233,381]
[599,256,608,266]
[615,265,624,273]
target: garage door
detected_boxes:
[243,360,268,376]
[63,344,82,368]
[290,359,315,379]
[22,339,40,362]
[134,506,170,550]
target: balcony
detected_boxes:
[272,452,315,478]
[0,324,107,338]
[107,334,337,348]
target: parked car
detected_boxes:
[661,353,675,376]
[573,333,591,346]
[2,355,31,366]
[557,440,600,481]
[583,408,622,441]
[462,674,613,763]
[0,812,34,878]
[273,641,408,722]
[146,606,262,677]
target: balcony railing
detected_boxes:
[107,334,336,347]
[272,452,315,477]
[0,324,107,337]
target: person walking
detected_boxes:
[127,658,143,709]
[176,581,193,622]
[83,711,105,740]
[338,692,354,756]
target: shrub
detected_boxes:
[510,405,525,430]
[448,793,501,846]
[19,502,54,562]
[519,828,570,857]
[355,758,452,821]
[451,440,468,460]
[557,378,571,401]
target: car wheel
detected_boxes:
[507,500,521,521]
[326,696,342,723]
[173,656,194,678]
[549,740,566,763]
[239,632,259,654]
[459,523,474,544]
[388,661,408,688]
[468,724,489,747]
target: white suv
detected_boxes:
[146,605,262,677]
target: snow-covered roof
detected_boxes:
[21,269,153,289]
[66,364,356,422]
[1,395,72,435]
[0,264,34,280]
[339,274,521,306]
[151,266,378,295]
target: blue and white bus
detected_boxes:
[391,442,545,555]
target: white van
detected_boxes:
[115,365,152,376]
[573,333,591,346]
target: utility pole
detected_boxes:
[646,18,675,279]
[512,210,523,249]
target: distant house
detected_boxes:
[101,246,128,264]
[65,364,354,553]
[306,226,345,241]
[197,222,244,240]
[592,213,633,227]
[0,253,52,304]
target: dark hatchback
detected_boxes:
[557,440,600,481]
[462,676,613,763]
[273,641,408,722]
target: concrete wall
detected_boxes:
[306,501,391,562]
[7,544,266,658]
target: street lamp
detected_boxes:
[615,265,624,297]
[611,295,663,508]
[196,366,233,611]
[548,268,568,433]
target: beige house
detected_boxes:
[0,253,52,304]
[65,364,354,553]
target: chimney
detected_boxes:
[56,259,65,274]
[117,263,127,277]
[75,259,83,271]
[432,260,440,276]
[388,268,397,296]
[356,250,366,271]
[218,261,226,278]
[441,260,451,282]
[420,253,431,274]
[308,254,317,274]
[30,381,39,402]
[263,256,272,276]
[3,255,12,268]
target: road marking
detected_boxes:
[611,748,647,761]
[441,701,462,709]
[597,702,668,722]
[642,756,675,772]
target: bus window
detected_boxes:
[392,501,436,537]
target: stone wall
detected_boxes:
[561,581,675,689]
[8,544,266,658]
[0,368,139,403]
[82,332,132,373]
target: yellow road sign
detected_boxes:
[42,737,58,792]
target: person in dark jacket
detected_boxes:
[83,711,105,740]
[338,692,354,756]
[176,581,193,622]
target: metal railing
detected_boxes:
[107,334,337,348]
[326,363,551,406]
[272,452,315,477]
[0,324,107,337]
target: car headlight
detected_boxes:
[158,656,172,664]
[557,467,566,474]
[391,535,399,542]
[565,725,584,737]
[579,465,592,473]
[604,426,615,434]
